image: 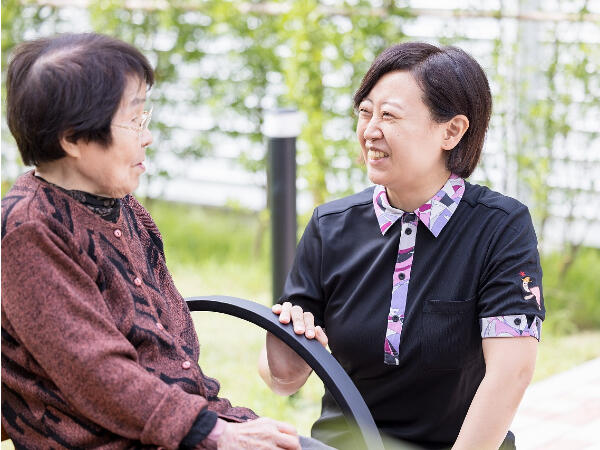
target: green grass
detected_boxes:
[143,199,271,268]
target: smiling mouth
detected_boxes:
[368,150,389,160]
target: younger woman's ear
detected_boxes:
[442,115,469,151]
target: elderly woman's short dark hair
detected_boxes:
[354,42,492,178]
[6,33,154,166]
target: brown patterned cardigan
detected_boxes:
[1,172,256,449]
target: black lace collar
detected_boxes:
[36,175,121,223]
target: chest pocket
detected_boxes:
[421,297,480,370]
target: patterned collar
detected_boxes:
[373,174,465,237]
[35,175,122,223]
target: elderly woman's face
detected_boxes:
[356,71,449,192]
[65,77,152,198]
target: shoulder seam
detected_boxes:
[462,183,525,216]
[317,198,372,219]
[467,200,512,216]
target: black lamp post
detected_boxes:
[263,109,301,304]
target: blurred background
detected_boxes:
[2,0,600,441]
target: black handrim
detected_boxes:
[186,295,384,450]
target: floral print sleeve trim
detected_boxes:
[480,315,542,341]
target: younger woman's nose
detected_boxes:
[363,119,383,141]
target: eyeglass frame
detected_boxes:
[112,106,153,136]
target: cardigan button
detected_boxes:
[156,322,164,330]
[113,229,122,238]
[134,277,142,286]
[182,360,191,370]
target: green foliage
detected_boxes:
[541,247,600,334]
[2,1,598,223]
[275,1,410,203]
[508,7,598,254]
[0,0,413,205]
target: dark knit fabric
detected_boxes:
[1,171,257,449]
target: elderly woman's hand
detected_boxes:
[216,418,301,450]
[272,302,328,348]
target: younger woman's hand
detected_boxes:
[272,302,328,348]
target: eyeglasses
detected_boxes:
[112,106,153,136]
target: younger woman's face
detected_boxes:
[356,70,450,193]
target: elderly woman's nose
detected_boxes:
[141,129,153,148]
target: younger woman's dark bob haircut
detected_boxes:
[6,33,154,166]
[354,42,492,179]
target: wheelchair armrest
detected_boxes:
[186,295,384,450]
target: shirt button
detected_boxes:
[405,228,412,235]
[392,315,400,322]
[113,229,122,238]
[134,277,142,286]
[156,322,164,330]
[405,213,417,222]
[182,360,191,370]
[399,273,405,280]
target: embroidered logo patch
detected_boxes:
[520,271,541,310]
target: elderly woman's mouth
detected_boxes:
[368,150,389,160]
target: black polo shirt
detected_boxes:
[281,182,545,449]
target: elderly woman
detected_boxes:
[260,43,545,449]
[0,33,320,450]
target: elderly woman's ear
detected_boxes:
[59,133,83,159]
[441,114,469,151]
